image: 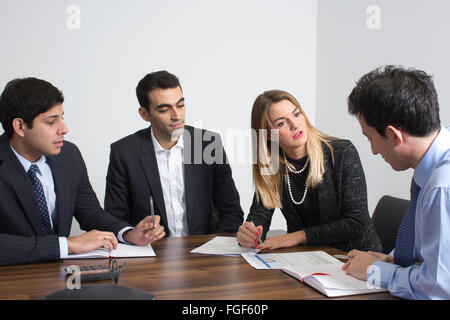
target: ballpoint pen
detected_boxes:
[333,254,350,260]
[149,196,155,229]
[250,221,263,247]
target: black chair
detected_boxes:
[371,195,410,254]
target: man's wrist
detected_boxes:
[59,237,69,258]
[119,226,134,244]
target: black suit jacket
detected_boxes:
[0,134,129,266]
[105,126,244,236]
[247,139,382,252]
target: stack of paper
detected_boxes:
[242,251,333,269]
[190,236,260,256]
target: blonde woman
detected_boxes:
[236,90,382,252]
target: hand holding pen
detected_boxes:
[144,196,165,241]
[121,196,165,246]
[122,214,165,246]
[236,221,263,249]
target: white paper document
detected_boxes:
[191,236,260,256]
[241,250,337,269]
[242,250,387,297]
[66,243,156,259]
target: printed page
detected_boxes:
[310,273,371,291]
[283,263,345,280]
[191,236,260,256]
[242,251,343,269]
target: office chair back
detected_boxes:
[371,195,410,254]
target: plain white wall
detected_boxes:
[316,0,450,215]
[0,0,318,235]
[4,1,448,238]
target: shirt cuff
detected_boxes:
[59,237,69,259]
[118,226,134,244]
[369,261,400,289]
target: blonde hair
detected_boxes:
[251,90,335,209]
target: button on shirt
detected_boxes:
[371,126,450,299]
[151,128,189,237]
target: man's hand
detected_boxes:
[123,215,165,246]
[67,230,118,254]
[367,250,394,263]
[341,249,380,280]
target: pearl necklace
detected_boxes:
[283,152,309,205]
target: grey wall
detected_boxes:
[316,0,450,215]
[0,0,318,235]
[2,0,449,237]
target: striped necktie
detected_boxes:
[27,164,54,236]
[394,179,420,267]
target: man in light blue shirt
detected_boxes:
[344,65,450,299]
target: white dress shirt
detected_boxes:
[151,128,188,237]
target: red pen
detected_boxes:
[301,273,330,282]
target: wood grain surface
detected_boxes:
[0,234,395,300]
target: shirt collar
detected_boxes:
[414,126,450,188]
[9,145,47,174]
[150,126,184,153]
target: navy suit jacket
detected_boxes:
[0,134,129,266]
[105,126,244,236]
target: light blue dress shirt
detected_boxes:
[371,126,450,299]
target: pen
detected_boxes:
[149,196,155,229]
[250,221,263,247]
[334,254,350,260]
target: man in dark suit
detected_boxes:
[105,71,243,236]
[0,77,165,266]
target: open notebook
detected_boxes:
[283,263,387,297]
[242,251,387,297]
[65,243,156,259]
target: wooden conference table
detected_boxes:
[0,234,395,300]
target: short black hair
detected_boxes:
[136,71,182,111]
[0,77,64,138]
[348,65,440,137]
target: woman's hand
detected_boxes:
[260,231,306,250]
[236,221,263,248]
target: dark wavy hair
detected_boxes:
[0,77,64,138]
[136,71,182,112]
[348,65,440,137]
